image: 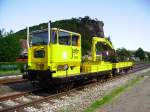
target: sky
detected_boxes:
[0,0,150,51]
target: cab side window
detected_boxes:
[58,31,71,45]
[51,31,57,44]
[72,35,79,46]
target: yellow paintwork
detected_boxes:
[28,28,81,77]
[52,66,80,77]
[82,61,112,73]
[92,37,114,61]
[28,45,48,70]
[50,44,81,77]
[112,62,133,69]
[81,37,113,74]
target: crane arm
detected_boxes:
[92,37,114,61]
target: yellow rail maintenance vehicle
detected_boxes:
[24,21,133,86]
[26,22,81,85]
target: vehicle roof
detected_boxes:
[30,28,80,36]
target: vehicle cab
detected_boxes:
[27,23,81,80]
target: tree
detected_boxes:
[134,48,146,60]
[147,53,150,61]
[0,34,21,62]
[0,28,5,38]
[7,30,14,36]
[0,28,14,38]
[116,47,131,61]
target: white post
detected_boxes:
[27,26,31,67]
[48,21,51,44]
[47,21,51,67]
[27,27,29,48]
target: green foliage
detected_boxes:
[116,47,131,61]
[0,34,21,62]
[0,28,6,37]
[135,48,146,60]
[0,70,20,76]
[148,53,150,61]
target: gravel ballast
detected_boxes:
[23,68,150,112]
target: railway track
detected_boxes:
[0,80,99,112]
[0,88,45,112]
[130,63,150,73]
[0,63,150,112]
[0,76,125,112]
[0,75,27,85]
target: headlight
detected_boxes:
[34,50,45,58]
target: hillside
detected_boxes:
[0,16,105,62]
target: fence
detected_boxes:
[0,62,27,73]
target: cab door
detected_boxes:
[59,30,72,59]
[51,30,72,63]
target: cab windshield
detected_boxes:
[31,31,48,45]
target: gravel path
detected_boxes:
[97,70,150,112]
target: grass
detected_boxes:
[0,70,21,76]
[84,76,144,112]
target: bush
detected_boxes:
[0,62,27,73]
